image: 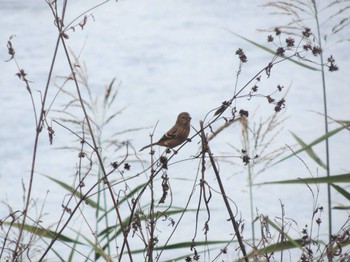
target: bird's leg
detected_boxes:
[165,148,172,154]
[170,148,178,154]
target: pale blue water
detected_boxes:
[1,1,349,260]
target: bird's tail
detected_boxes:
[139,143,156,152]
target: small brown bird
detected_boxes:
[140,112,191,152]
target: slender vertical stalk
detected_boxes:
[312,0,332,239]
[241,117,255,244]
[247,156,256,245]
[148,154,155,262]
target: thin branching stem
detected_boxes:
[37,2,133,260]
[199,121,249,262]
[59,33,133,262]
[147,153,156,262]
[11,17,62,262]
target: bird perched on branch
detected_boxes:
[140,112,191,152]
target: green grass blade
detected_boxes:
[129,240,229,255]
[242,217,325,260]
[244,239,304,260]
[74,231,111,261]
[275,122,350,165]
[291,132,327,169]
[267,218,302,249]
[97,182,148,223]
[162,242,229,262]
[3,222,81,243]
[256,173,350,185]
[333,206,350,210]
[41,238,66,262]
[331,183,350,201]
[43,174,104,211]
[67,233,80,262]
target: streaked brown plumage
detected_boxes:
[140,112,191,152]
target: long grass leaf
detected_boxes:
[129,240,229,255]
[3,222,81,243]
[75,230,112,261]
[256,173,350,185]
[162,243,228,262]
[243,240,304,260]
[267,218,303,249]
[243,217,304,259]
[41,238,66,262]
[275,123,350,165]
[333,206,350,210]
[67,233,80,262]
[291,132,327,169]
[97,182,148,223]
[43,175,104,211]
[331,183,350,201]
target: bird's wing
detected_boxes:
[157,126,177,144]
[165,127,178,138]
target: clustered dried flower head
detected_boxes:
[267,35,274,42]
[286,37,295,47]
[263,85,286,112]
[327,55,338,72]
[274,27,281,35]
[268,27,339,73]
[240,149,259,166]
[303,27,311,37]
[214,100,232,116]
[274,98,286,112]
[236,48,247,63]
[124,163,130,170]
[224,25,339,123]
[276,47,285,56]
[312,46,322,56]
[6,36,16,62]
